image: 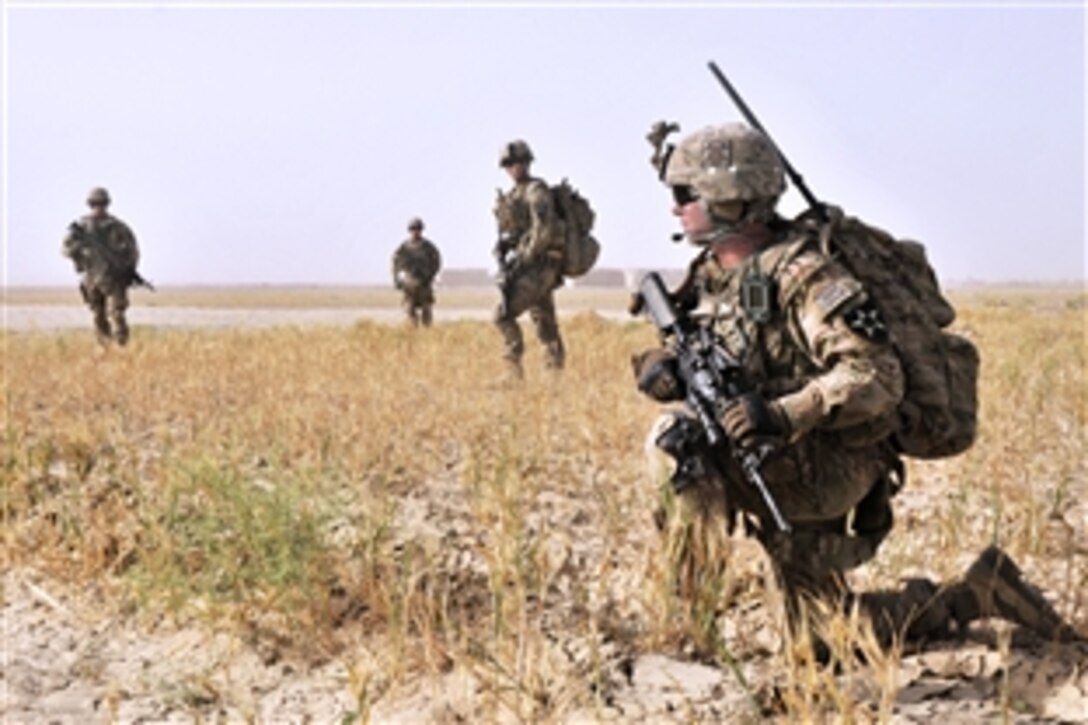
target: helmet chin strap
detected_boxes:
[685,225,735,246]
[685,198,780,245]
[682,199,744,245]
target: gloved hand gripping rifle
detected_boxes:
[638,271,792,532]
[493,233,519,277]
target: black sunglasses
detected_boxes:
[672,185,699,206]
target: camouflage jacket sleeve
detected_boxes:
[521,180,563,261]
[418,239,441,282]
[428,241,442,277]
[773,252,904,443]
[392,242,408,281]
[110,220,139,269]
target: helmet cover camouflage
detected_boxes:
[407,217,424,231]
[499,140,534,167]
[87,187,111,205]
[664,124,785,203]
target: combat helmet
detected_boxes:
[665,123,785,205]
[499,140,534,168]
[87,187,111,206]
[407,217,424,231]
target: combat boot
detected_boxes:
[963,545,1082,642]
[543,340,565,371]
[113,317,130,346]
[93,311,112,345]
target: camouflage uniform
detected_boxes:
[664,225,906,630]
[639,123,1079,648]
[62,188,140,345]
[493,140,567,374]
[392,220,442,327]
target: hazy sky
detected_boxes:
[4,1,1085,286]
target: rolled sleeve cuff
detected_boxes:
[775,384,825,443]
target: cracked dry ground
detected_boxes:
[5,466,1087,723]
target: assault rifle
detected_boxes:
[638,271,791,532]
[493,233,520,316]
[67,222,155,291]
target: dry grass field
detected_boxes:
[3,284,628,312]
[2,287,1086,722]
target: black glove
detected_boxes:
[720,392,789,449]
[632,348,684,402]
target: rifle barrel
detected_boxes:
[741,451,792,532]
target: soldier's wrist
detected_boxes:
[775,385,825,443]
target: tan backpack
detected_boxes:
[804,206,979,459]
[552,179,600,278]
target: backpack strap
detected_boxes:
[773,234,830,310]
[669,248,711,312]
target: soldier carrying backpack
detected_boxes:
[630,67,1080,653]
[492,139,600,379]
[62,187,150,346]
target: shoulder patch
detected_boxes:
[812,277,863,319]
[843,300,889,342]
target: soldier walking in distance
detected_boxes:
[493,139,567,379]
[633,122,1081,654]
[62,187,144,346]
[392,217,442,327]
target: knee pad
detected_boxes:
[645,411,692,486]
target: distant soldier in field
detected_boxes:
[492,140,567,379]
[392,217,442,327]
[62,187,146,346]
[633,121,1080,655]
